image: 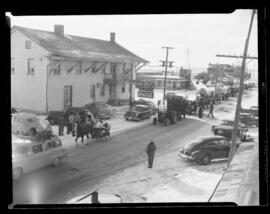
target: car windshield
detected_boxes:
[12,145,30,157]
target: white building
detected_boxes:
[11,25,148,114]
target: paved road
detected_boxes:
[12,117,211,204]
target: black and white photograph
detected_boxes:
[7,9,263,206]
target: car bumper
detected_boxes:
[179,152,194,160]
[124,116,140,121]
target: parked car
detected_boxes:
[11,112,44,136]
[239,113,258,127]
[219,119,244,128]
[212,125,251,142]
[12,134,69,180]
[124,105,152,121]
[131,99,158,115]
[66,191,123,204]
[84,102,113,119]
[179,135,241,165]
[240,106,258,117]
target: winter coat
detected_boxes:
[147,142,156,156]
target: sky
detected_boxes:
[7,10,258,70]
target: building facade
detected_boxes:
[11,25,148,113]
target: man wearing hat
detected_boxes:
[146,140,156,168]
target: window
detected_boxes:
[206,140,218,146]
[25,40,31,49]
[11,58,15,74]
[100,84,105,96]
[122,84,125,93]
[218,139,228,146]
[32,144,43,154]
[28,58,35,75]
[91,64,96,73]
[90,85,95,99]
[157,80,162,88]
[53,64,61,75]
[45,140,62,150]
[75,61,82,75]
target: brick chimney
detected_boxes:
[110,32,115,42]
[54,25,64,36]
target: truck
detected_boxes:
[153,95,189,126]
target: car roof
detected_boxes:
[12,112,38,118]
[194,135,226,142]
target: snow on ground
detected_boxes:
[95,87,258,203]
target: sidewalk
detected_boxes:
[209,140,259,205]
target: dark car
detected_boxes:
[84,102,113,119]
[212,125,251,142]
[124,105,152,121]
[240,106,258,117]
[179,135,241,165]
[239,113,258,127]
[218,119,244,128]
[131,99,158,115]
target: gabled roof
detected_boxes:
[11,25,148,63]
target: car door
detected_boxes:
[43,140,56,166]
[216,139,230,158]
[27,143,46,172]
[204,140,219,159]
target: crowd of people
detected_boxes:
[188,90,237,119]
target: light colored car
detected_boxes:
[11,112,44,136]
[12,134,69,180]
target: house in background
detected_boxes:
[11,25,148,114]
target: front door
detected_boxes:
[64,86,72,111]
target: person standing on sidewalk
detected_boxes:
[207,102,215,118]
[146,141,156,168]
[198,105,203,118]
[67,113,75,136]
[58,115,65,136]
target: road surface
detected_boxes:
[12,117,212,204]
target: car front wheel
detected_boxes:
[200,155,211,165]
[13,167,23,180]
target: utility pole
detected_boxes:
[226,9,256,167]
[160,46,174,104]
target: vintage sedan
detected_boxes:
[212,125,251,142]
[12,134,69,180]
[11,112,44,136]
[179,135,241,165]
[240,106,258,117]
[124,105,152,121]
[131,99,158,115]
[239,113,258,127]
[84,102,113,119]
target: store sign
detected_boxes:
[137,90,154,98]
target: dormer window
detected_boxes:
[25,40,31,49]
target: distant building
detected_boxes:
[136,65,190,90]
[11,25,148,113]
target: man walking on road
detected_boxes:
[208,102,215,118]
[146,141,156,168]
[198,105,203,118]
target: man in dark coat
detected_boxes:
[146,141,156,168]
[58,115,65,136]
